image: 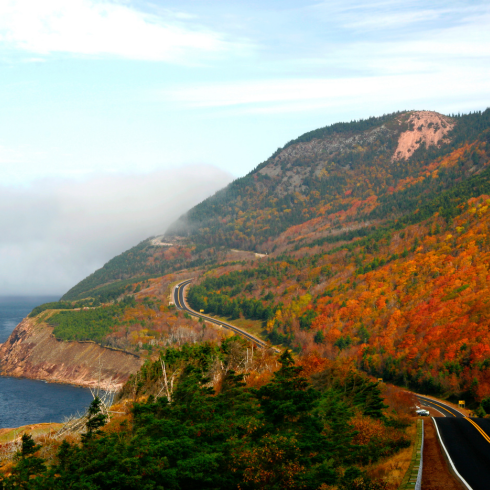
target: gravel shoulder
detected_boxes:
[422,418,466,490]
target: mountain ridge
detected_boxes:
[5,106,490,405]
[63,108,490,301]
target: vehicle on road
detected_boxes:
[415,408,430,416]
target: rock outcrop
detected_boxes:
[392,111,454,161]
[0,318,142,390]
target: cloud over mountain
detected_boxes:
[0,164,232,295]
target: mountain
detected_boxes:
[5,107,490,489]
[64,109,490,300]
[25,107,490,404]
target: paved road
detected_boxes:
[415,395,490,489]
[416,394,465,418]
[173,280,278,351]
[434,417,490,490]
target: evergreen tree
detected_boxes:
[1,434,46,489]
[82,396,108,443]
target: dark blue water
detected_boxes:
[0,296,93,428]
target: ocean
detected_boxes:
[0,296,93,429]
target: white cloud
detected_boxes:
[0,0,245,62]
[0,165,232,295]
[342,9,443,30]
[157,0,490,115]
[311,0,489,31]
[159,63,490,114]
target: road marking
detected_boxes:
[419,397,456,417]
[433,418,474,490]
[465,418,490,444]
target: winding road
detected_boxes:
[173,280,278,351]
[416,395,490,490]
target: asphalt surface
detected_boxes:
[415,395,490,489]
[417,394,465,418]
[433,417,490,490]
[173,280,277,351]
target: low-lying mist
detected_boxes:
[0,165,232,296]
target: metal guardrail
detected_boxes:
[400,419,424,490]
[415,420,424,490]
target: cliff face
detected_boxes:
[0,318,143,390]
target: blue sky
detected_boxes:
[1,0,489,183]
[0,0,489,294]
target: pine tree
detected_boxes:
[82,396,107,443]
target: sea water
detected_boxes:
[0,296,93,428]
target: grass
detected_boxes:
[0,423,62,444]
[196,311,265,338]
[366,421,417,490]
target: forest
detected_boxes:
[61,110,490,303]
[167,110,490,252]
[29,109,490,409]
[0,341,414,489]
[8,108,490,488]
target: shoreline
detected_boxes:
[0,372,98,390]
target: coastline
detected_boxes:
[0,317,143,390]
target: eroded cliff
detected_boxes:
[0,317,142,390]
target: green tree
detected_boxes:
[314,330,325,344]
[82,396,108,443]
[1,434,46,489]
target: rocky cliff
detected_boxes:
[0,318,142,390]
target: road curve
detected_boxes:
[173,280,279,352]
[414,395,490,489]
[174,286,490,489]
[416,394,465,418]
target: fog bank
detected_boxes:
[0,165,232,295]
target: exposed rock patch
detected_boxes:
[258,124,394,197]
[0,318,142,390]
[392,111,454,161]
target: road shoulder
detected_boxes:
[422,418,466,490]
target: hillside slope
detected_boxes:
[46,107,490,405]
[168,110,488,251]
[0,316,142,389]
[64,109,490,301]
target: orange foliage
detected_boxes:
[296,352,330,377]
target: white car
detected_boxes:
[416,409,430,416]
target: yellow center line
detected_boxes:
[419,397,457,417]
[465,417,490,444]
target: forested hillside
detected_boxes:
[53,108,490,407]
[0,343,415,489]
[64,109,490,300]
[9,107,490,488]
[168,110,490,252]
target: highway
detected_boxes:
[415,395,490,489]
[173,280,278,351]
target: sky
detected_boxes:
[0,0,489,295]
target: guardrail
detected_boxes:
[399,419,424,490]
